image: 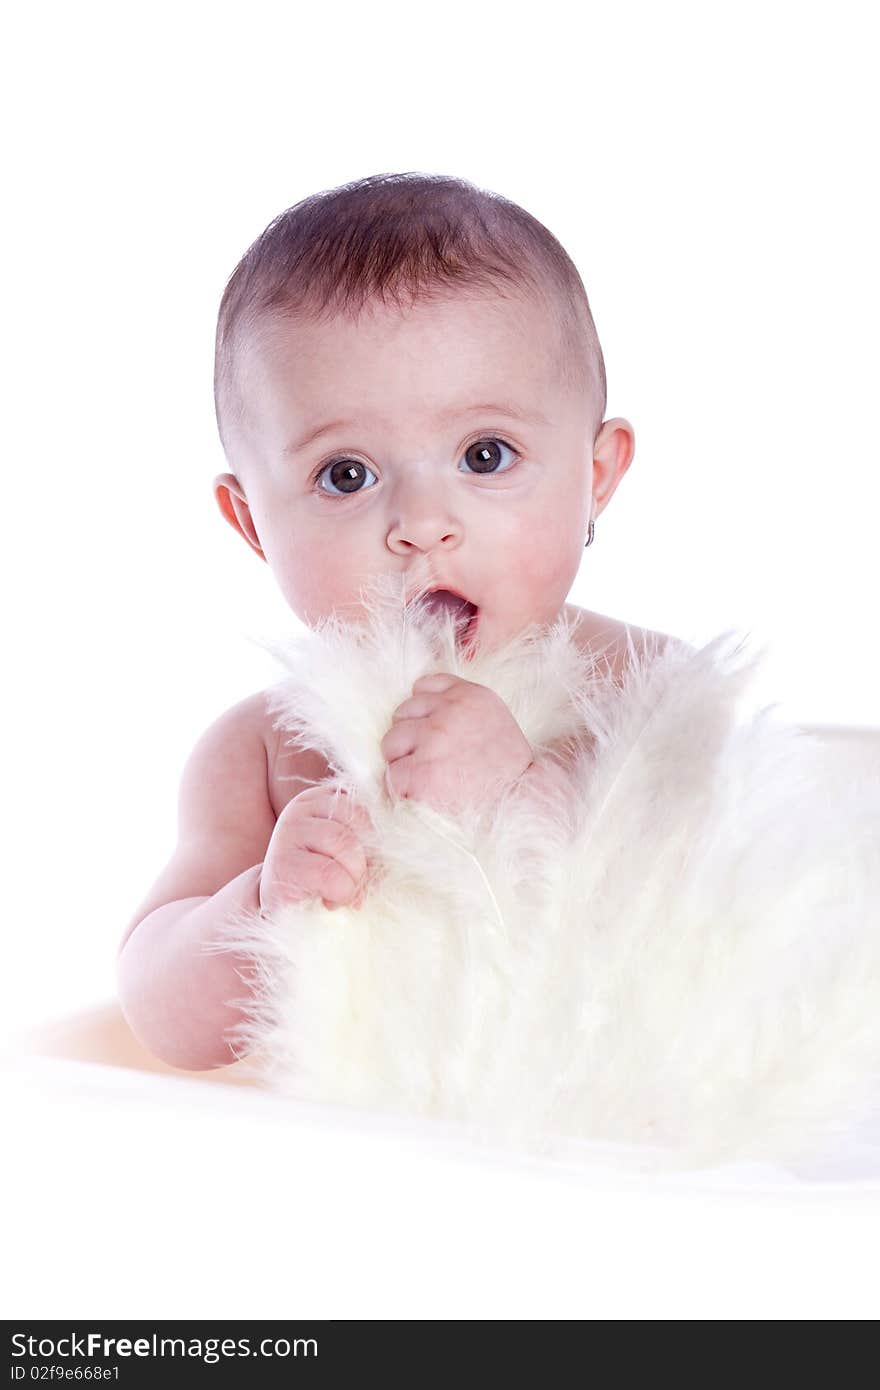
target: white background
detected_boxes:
[3,0,879,1320]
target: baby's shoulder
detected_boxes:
[563,604,689,684]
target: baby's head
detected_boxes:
[212,172,634,654]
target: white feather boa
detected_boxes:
[214,583,880,1172]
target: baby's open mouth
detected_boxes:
[421,589,479,647]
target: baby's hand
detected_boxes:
[259,783,377,915]
[381,673,535,814]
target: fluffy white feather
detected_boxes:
[212,575,880,1172]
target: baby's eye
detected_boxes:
[459,437,517,475]
[315,458,378,497]
[313,436,517,498]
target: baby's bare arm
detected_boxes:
[119,784,375,1070]
[117,697,375,1071]
[117,694,277,1072]
[117,865,264,1071]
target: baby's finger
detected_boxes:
[261,848,358,913]
[348,797,377,837]
[385,754,418,801]
[289,848,361,909]
[296,815,368,886]
[412,672,460,693]
[295,783,358,821]
[390,694,435,723]
[321,785,377,838]
[290,781,377,842]
[380,719,422,763]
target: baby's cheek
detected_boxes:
[276,543,367,625]
[515,510,581,598]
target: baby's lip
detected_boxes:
[429,586,470,605]
[423,588,480,628]
[414,582,477,607]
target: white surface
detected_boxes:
[3,1051,880,1320]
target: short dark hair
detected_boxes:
[213,171,607,469]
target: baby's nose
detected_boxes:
[385,469,464,552]
[387,512,463,553]
[386,494,464,547]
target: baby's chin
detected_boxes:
[466,609,537,647]
[455,610,553,662]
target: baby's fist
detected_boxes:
[260,782,377,914]
[381,672,534,813]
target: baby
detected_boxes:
[117,171,672,1072]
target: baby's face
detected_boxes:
[216,287,630,652]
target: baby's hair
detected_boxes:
[213,170,607,470]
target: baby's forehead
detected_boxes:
[247,295,568,404]
[260,279,559,343]
[232,283,595,451]
[259,303,563,410]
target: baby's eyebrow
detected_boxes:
[284,402,550,456]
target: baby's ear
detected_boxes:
[591,418,635,516]
[213,473,267,561]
